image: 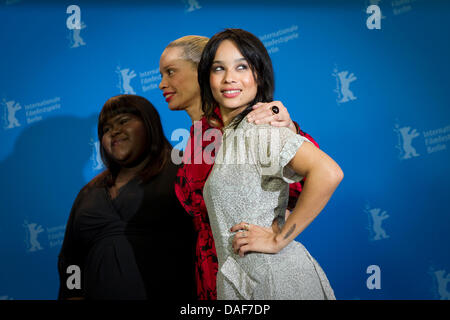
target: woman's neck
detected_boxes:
[220,105,248,127]
[115,155,151,186]
[185,96,203,124]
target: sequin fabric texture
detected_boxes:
[174,108,314,300]
[203,120,336,300]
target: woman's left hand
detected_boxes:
[246,101,297,133]
[230,222,281,257]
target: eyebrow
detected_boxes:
[161,64,176,71]
[212,58,247,64]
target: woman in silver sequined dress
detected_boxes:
[198,29,344,300]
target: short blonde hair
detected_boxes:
[166,35,209,66]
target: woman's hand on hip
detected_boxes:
[230,221,282,257]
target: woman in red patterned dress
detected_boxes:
[158,35,319,300]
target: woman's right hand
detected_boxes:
[230,222,282,257]
[246,101,297,133]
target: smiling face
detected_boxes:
[159,46,201,111]
[101,113,148,167]
[209,40,258,118]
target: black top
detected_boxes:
[58,160,196,300]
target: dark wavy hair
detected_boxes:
[198,28,275,129]
[89,94,172,188]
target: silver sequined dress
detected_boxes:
[203,120,336,300]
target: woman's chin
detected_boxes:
[220,103,249,113]
[168,103,187,111]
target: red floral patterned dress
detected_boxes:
[174,107,319,300]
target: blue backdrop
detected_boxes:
[1,0,449,300]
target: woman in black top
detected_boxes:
[58,94,196,300]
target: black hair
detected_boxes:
[90,94,172,188]
[198,28,275,129]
